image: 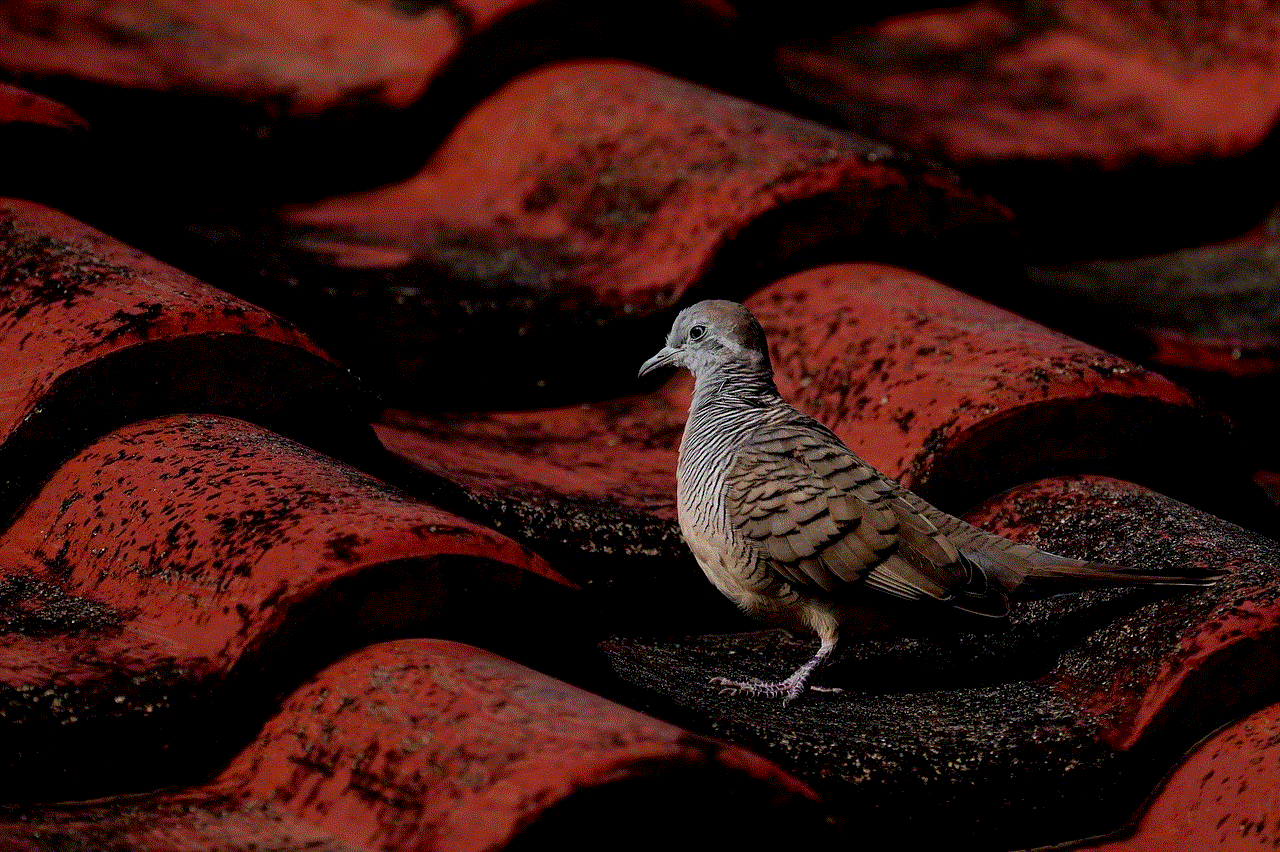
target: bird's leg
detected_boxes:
[711,639,841,706]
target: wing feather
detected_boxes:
[728,419,981,605]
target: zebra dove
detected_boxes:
[639,299,1215,706]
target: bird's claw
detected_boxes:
[710,676,768,696]
[709,675,841,705]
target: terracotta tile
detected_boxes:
[777,1,1280,168]
[379,263,1268,633]
[746,264,1265,524]
[375,374,731,634]
[0,415,577,802]
[0,198,377,523]
[1021,202,1280,473]
[0,0,742,120]
[0,639,825,852]
[1025,202,1280,377]
[0,0,752,224]
[1078,699,1280,851]
[969,477,1278,752]
[0,82,86,130]
[775,1,1280,262]
[604,474,1277,848]
[375,263,1276,845]
[225,639,818,851]
[268,59,1013,407]
[1,6,1274,846]
[0,1,456,116]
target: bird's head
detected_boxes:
[638,300,773,380]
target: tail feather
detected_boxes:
[1022,552,1220,587]
[906,494,1222,593]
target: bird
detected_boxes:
[638,299,1217,706]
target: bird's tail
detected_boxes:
[904,491,1222,593]
[954,526,1221,594]
[1020,552,1220,587]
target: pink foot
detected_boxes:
[710,675,843,707]
[709,639,841,706]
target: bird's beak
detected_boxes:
[638,346,679,378]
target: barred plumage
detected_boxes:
[639,299,1218,706]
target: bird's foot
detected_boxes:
[710,675,843,707]
[711,639,842,706]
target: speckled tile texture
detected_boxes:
[3,3,1280,850]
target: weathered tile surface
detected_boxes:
[605,475,1279,849]
[2,3,1279,848]
[0,199,377,523]
[0,415,577,802]
[261,59,1013,407]
[0,639,822,852]
[1080,699,1280,851]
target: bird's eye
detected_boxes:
[688,325,706,341]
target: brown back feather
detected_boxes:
[728,421,1007,614]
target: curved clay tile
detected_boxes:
[604,475,1279,848]
[777,1,1280,168]
[775,1,1280,270]
[0,0,742,118]
[0,639,826,851]
[1075,698,1280,851]
[378,263,1269,631]
[272,59,1013,407]
[0,0,751,212]
[1026,202,1280,380]
[0,82,87,130]
[0,199,377,524]
[0,415,578,802]
[2,5,1276,846]
[375,263,1279,846]
[745,264,1266,524]
[375,374,728,634]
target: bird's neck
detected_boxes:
[690,363,781,412]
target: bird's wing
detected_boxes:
[727,420,1002,612]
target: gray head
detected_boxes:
[638,300,773,380]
